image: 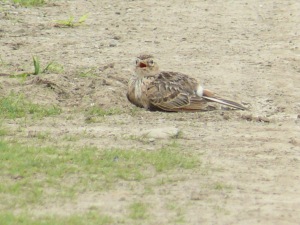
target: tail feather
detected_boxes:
[202,96,247,110]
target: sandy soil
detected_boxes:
[1,0,300,224]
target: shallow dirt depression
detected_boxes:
[0,0,300,224]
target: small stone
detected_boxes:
[148,138,155,143]
[14,28,26,34]
[289,138,299,146]
[241,114,253,121]
[119,197,126,201]
[112,35,121,40]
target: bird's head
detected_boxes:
[134,54,159,77]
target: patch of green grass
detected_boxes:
[155,175,187,186]
[62,134,80,142]
[0,140,199,209]
[0,122,9,136]
[0,55,6,66]
[0,211,113,225]
[0,93,61,119]
[98,142,198,180]
[35,131,51,140]
[0,128,8,136]
[143,185,154,195]
[213,205,230,215]
[124,134,148,144]
[85,106,123,123]
[12,0,45,7]
[77,67,97,77]
[166,202,186,223]
[43,62,64,74]
[54,14,89,28]
[214,182,232,191]
[128,202,148,220]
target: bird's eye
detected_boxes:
[148,59,154,66]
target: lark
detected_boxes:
[127,54,247,112]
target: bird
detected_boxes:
[127,54,247,112]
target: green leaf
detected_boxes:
[78,13,89,24]
[33,56,40,75]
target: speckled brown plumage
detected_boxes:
[127,55,247,112]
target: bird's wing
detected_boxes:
[146,71,206,111]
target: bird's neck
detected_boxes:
[135,69,159,78]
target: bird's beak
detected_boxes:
[138,62,147,68]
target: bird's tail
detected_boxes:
[202,96,247,110]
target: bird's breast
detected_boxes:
[134,78,143,100]
[127,77,149,108]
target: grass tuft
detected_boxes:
[77,67,97,77]
[86,107,122,117]
[214,182,232,191]
[0,122,9,136]
[33,56,40,75]
[0,211,113,225]
[128,202,148,220]
[45,62,64,73]
[85,106,123,123]
[166,201,186,223]
[54,14,89,28]
[13,0,45,7]
[32,56,63,75]
[11,57,63,77]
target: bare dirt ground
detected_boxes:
[1,0,300,224]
